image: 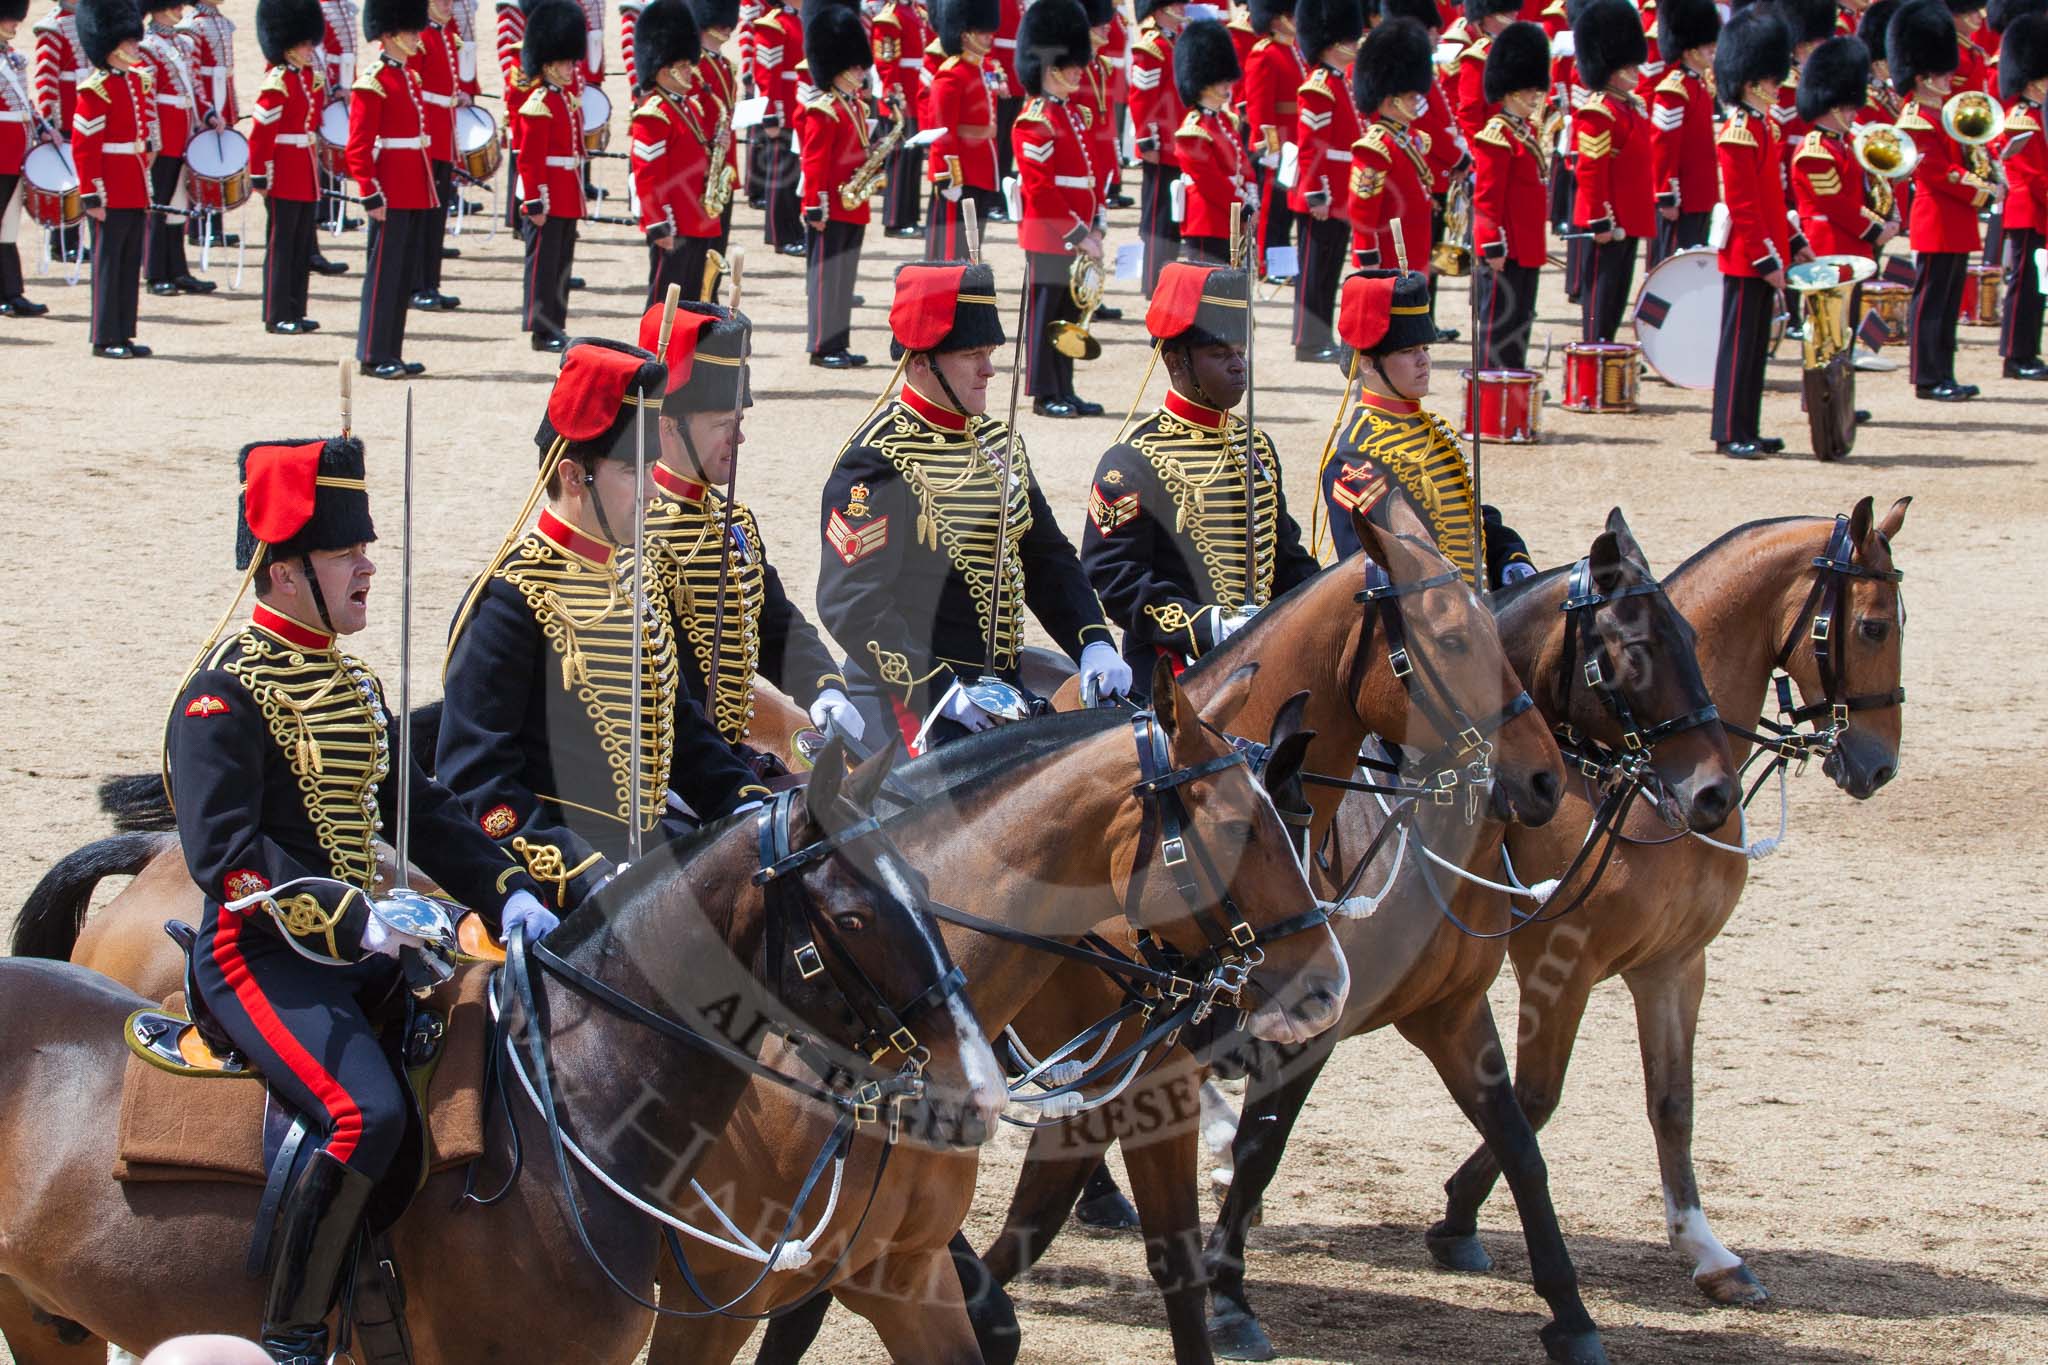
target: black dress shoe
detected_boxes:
[568,275,586,290]
[1094,304,1123,321]
[2004,360,2048,378]
[148,280,179,295]
[1296,345,1340,363]
[1854,408,1872,423]
[335,216,362,232]
[309,256,349,276]
[0,296,49,317]
[1109,193,1135,208]
[463,199,485,214]
[1033,397,1080,418]
[267,319,310,334]
[1716,441,1764,459]
[1755,436,1785,454]
[777,242,808,256]
[747,196,767,210]
[887,225,922,238]
[1959,382,1981,397]
[809,350,861,369]
[1263,274,1297,287]
[360,361,407,379]
[1915,382,1974,401]
[402,360,425,375]
[297,318,320,332]
[174,274,216,294]
[441,246,462,259]
[410,291,460,310]
[531,334,567,352]
[850,293,865,307]
[1066,394,1104,417]
[1435,326,1460,343]
[91,343,139,358]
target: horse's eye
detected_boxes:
[833,913,867,933]
[1439,633,1470,656]
[1858,619,1889,643]
[1220,821,1256,846]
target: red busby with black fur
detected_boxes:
[890,261,1007,357]
[1175,18,1241,106]
[237,438,377,571]
[1297,0,1365,62]
[521,0,586,73]
[805,4,872,87]
[2002,10,2048,97]
[1573,0,1648,90]
[255,0,324,63]
[362,0,428,41]
[1353,16,1433,112]
[1658,0,1721,59]
[1714,4,1792,97]
[1797,35,1870,119]
[1888,0,1958,92]
[77,0,143,68]
[534,339,669,465]
[1019,0,1092,96]
[634,0,701,90]
[1337,269,1435,353]
[935,0,1000,53]
[1148,264,1251,347]
[1485,19,1552,101]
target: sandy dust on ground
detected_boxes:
[2,18,2044,1364]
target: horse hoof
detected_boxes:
[1696,1262,1771,1306]
[1425,1223,1494,1273]
[1207,1308,1277,1361]
[1074,1188,1141,1231]
[1539,1325,1610,1365]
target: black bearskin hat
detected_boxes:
[1945,0,1987,17]
[0,0,27,22]
[634,0,700,88]
[935,0,999,52]
[686,0,739,33]
[1465,0,1521,24]
[1714,3,1792,95]
[1990,0,2045,32]
[1573,0,1648,89]
[1083,0,1115,25]
[1250,0,1297,34]
[1797,34,1870,117]
[1019,0,1093,95]
[804,3,871,85]
[362,0,428,41]
[1776,0,1838,47]
[77,0,143,68]
[1862,0,1898,61]
[2002,10,2048,96]
[521,0,586,71]
[1888,0,1958,92]
[1379,0,1441,32]
[1297,0,1365,61]
[236,437,377,572]
[1658,0,1721,57]
[1353,16,1433,111]
[1175,18,1242,106]
[255,0,324,63]
[1485,19,1551,100]
[1136,0,1178,17]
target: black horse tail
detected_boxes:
[11,831,173,961]
[96,702,446,834]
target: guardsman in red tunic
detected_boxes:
[924,0,1000,257]
[1173,18,1248,263]
[349,0,439,377]
[1242,0,1303,275]
[873,0,925,234]
[1347,17,1435,272]
[750,0,802,249]
[797,5,871,367]
[1079,0,1118,209]
[633,0,716,303]
[1,0,49,317]
[139,0,215,296]
[1571,0,1652,341]
[1792,36,1896,326]
[408,0,464,310]
[512,0,585,351]
[1648,0,1716,262]
[1712,6,1807,455]
[178,0,232,123]
[1861,0,1903,123]
[1455,0,1520,140]
[990,0,1020,191]
[1949,0,1991,92]
[684,0,739,259]
[251,0,326,333]
[1101,0,1131,204]
[1129,0,1185,290]
[1013,0,1100,416]
[1382,0,1468,241]
[1998,13,2048,375]
[1288,0,1360,358]
[1895,0,1997,397]
[32,0,82,136]
[1472,20,1548,366]
[73,0,152,357]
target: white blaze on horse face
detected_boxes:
[1664,1187,1743,1276]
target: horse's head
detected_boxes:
[775,740,1006,1148]
[1349,503,1564,827]
[1551,509,1737,832]
[1779,496,1910,799]
[1124,656,1350,1046]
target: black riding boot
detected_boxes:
[261,1148,375,1364]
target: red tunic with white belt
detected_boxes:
[32,5,85,134]
[248,61,324,201]
[1014,93,1098,252]
[1291,63,1357,220]
[0,51,35,176]
[632,86,717,240]
[73,65,155,211]
[797,85,871,225]
[347,53,439,212]
[2004,99,2048,235]
[1174,105,1249,240]
[1790,125,1886,259]
[177,1,236,126]
[417,21,462,165]
[1243,33,1304,165]
[139,24,203,160]
[925,51,997,190]
[1128,20,1181,169]
[1571,88,1654,238]
[1471,109,1547,267]
[1715,103,1794,278]
[513,79,585,218]
[1348,116,1434,267]
[1649,64,1714,216]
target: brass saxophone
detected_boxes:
[839,94,906,211]
[702,101,737,219]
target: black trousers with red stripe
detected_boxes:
[1293,212,1348,355]
[1909,249,1967,388]
[2000,226,2043,365]
[145,156,192,284]
[413,160,455,295]
[1477,258,1539,369]
[649,233,713,306]
[761,133,802,248]
[882,115,922,231]
[805,218,863,354]
[1580,235,1638,342]
[89,209,145,347]
[263,196,318,326]
[192,905,409,1179]
[358,207,430,365]
[1024,248,1078,399]
[1712,273,1775,444]
[521,213,577,342]
[1139,162,1181,294]
[925,184,999,260]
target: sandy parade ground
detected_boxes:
[3,14,2047,1363]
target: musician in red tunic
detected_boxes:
[407,0,464,311]
[924,0,1000,257]
[873,0,925,235]
[632,0,718,304]
[1129,0,1185,290]
[1347,16,1435,272]
[749,0,802,250]
[1770,0,1839,176]
[1471,20,1548,366]
[139,0,215,297]
[686,0,739,259]
[1570,0,1651,341]
[250,0,326,334]
[1791,34,1896,337]
[1999,14,2048,376]
[1173,18,1248,263]
[1242,0,1303,274]
[797,4,872,368]
[511,0,585,352]
[1894,0,1997,398]
[0,0,49,317]
[348,0,440,377]
[1013,0,1101,416]
[1454,0,1521,141]
[1948,0,1990,94]
[72,0,150,357]
[1648,0,1716,263]
[1712,5,1808,456]
[1289,0,1361,360]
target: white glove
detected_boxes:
[500,890,560,944]
[809,687,866,743]
[1207,605,1249,644]
[1079,641,1134,700]
[1500,561,1538,584]
[936,683,1000,733]
[943,183,963,203]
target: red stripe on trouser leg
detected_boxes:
[210,909,366,1164]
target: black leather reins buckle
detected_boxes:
[1458,725,1485,753]
[1228,920,1256,949]
[1389,647,1413,678]
[888,1025,917,1055]
[1433,769,1458,804]
[1583,658,1604,687]
[1811,614,1832,642]
[1162,834,1188,866]
[1831,702,1850,727]
[1622,730,1645,752]
[794,941,825,980]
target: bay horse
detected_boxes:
[752,504,1619,1365]
[0,742,1009,1364]
[1432,497,1910,1308]
[636,660,1357,1365]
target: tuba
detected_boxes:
[1050,252,1105,360]
[1943,88,2006,187]
[1787,255,1877,462]
[1433,172,1473,276]
[1853,121,1918,219]
[840,94,907,211]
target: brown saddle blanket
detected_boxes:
[113,962,497,1186]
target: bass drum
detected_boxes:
[1631,247,1722,390]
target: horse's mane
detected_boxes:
[1667,515,1823,586]
[547,807,756,953]
[1178,559,1341,687]
[885,707,1129,807]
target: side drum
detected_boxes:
[1561,341,1640,413]
[184,129,252,213]
[454,104,501,185]
[317,101,350,178]
[1863,280,1910,343]
[580,85,611,154]
[1460,369,1543,443]
[22,143,81,228]
[1959,263,2001,326]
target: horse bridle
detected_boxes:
[1764,514,1907,755]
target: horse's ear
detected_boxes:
[1269,690,1311,748]
[842,740,901,812]
[1350,503,1391,570]
[806,736,847,814]
[1588,528,1626,595]
[1847,495,1875,550]
[1197,662,1261,731]
[1604,506,1650,573]
[1877,495,1912,543]
[1261,728,1316,802]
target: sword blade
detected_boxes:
[986,275,1031,673]
[628,370,648,864]
[394,386,414,889]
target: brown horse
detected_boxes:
[0,744,1009,1364]
[750,504,1601,1365]
[958,510,1737,1365]
[633,661,1356,1364]
[1433,498,1910,1308]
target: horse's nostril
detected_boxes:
[1868,764,1896,791]
[1696,779,1735,824]
[1530,769,1561,807]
